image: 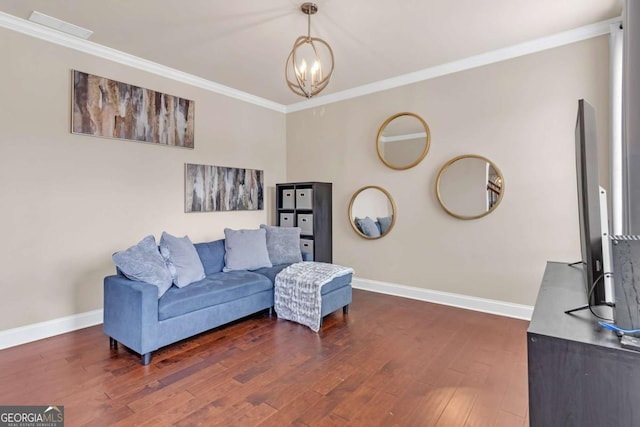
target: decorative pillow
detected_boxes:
[223,228,272,272]
[112,235,173,298]
[260,224,303,265]
[377,216,392,235]
[358,216,381,238]
[159,232,206,288]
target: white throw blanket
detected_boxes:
[274,262,353,332]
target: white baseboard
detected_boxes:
[0,278,532,350]
[0,309,103,350]
[352,277,533,321]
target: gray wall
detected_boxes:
[0,28,287,330]
[0,26,612,331]
[287,36,610,306]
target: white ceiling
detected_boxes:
[0,0,623,106]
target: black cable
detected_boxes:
[587,272,614,321]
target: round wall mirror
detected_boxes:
[348,186,397,239]
[376,112,431,170]
[435,154,504,220]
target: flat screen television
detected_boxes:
[574,99,606,306]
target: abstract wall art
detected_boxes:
[185,163,264,212]
[72,70,195,148]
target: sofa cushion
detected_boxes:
[321,272,353,295]
[112,235,173,298]
[159,232,205,288]
[194,239,226,275]
[260,224,303,265]
[158,271,272,320]
[253,264,291,283]
[254,264,352,295]
[223,228,272,272]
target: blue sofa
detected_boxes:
[103,238,352,365]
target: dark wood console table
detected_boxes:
[527,261,640,427]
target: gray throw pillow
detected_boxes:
[112,235,173,298]
[159,232,206,288]
[358,216,381,238]
[260,224,303,265]
[377,216,392,235]
[223,228,272,272]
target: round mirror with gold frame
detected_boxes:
[348,186,397,239]
[435,154,504,220]
[376,112,431,170]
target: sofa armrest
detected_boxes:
[103,275,159,355]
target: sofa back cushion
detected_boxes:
[260,224,303,265]
[194,239,226,275]
[159,232,206,288]
[223,228,272,272]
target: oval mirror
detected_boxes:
[348,186,397,239]
[376,112,431,170]
[435,154,504,220]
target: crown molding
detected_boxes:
[286,16,623,113]
[0,11,622,114]
[0,11,287,113]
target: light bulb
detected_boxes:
[297,59,307,81]
[311,61,321,84]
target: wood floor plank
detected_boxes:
[313,371,377,421]
[404,369,466,427]
[0,290,529,426]
[345,389,398,426]
[435,361,492,426]
[494,409,525,427]
[382,380,433,426]
[256,389,324,426]
[462,356,512,426]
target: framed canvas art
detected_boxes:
[185,163,264,212]
[72,70,195,148]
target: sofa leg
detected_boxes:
[343,304,349,314]
[141,353,151,365]
[269,306,273,317]
[109,337,118,349]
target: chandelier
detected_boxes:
[285,2,335,98]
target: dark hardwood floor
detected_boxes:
[0,290,529,426]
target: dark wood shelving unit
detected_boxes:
[275,182,332,263]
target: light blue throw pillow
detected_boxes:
[223,228,273,272]
[260,224,303,265]
[357,217,381,238]
[377,216,392,235]
[159,232,206,288]
[112,235,173,298]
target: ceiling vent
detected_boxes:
[28,11,93,39]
